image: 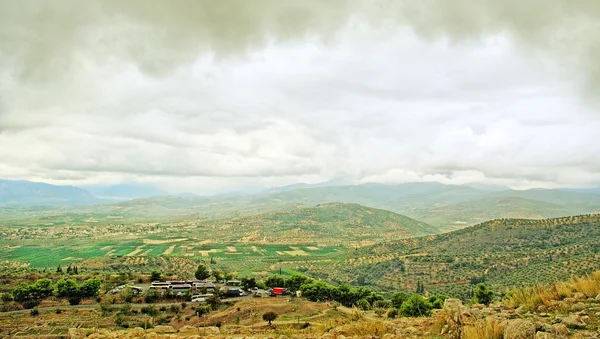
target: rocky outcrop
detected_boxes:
[503,319,536,339]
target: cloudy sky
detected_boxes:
[1,0,600,194]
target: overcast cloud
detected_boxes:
[1,0,599,194]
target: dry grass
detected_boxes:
[505,270,600,311]
[462,318,503,339]
[341,320,388,337]
[570,271,600,297]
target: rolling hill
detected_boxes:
[306,213,600,298]
[3,180,600,234]
[199,202,437,245]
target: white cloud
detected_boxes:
[1,1,599,194]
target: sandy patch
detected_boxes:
[198,249,220,256]
[284,247,309,256]
[306,246,320,251]
[100,246,112,251]
[163,245,176,255]
[226,246,237,252]
[143,238,187,245]
[61,257,81,261]
[126,246,146,256]
[105,250,116,256]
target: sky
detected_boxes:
[1,0,600,194]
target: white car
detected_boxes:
[191,297,206,303]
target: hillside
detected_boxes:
[3,181,600,234]
[199,202,436,245]
[0,179,101,206]
[306,214,600,298]
[0,203,432,268]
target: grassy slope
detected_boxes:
[201,202,437,243]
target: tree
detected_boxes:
[400,294,432,317]
[144,289,159,303]
[284,275,309,292]
[79,278,101,298]
[150,270,162,282]
[223,271,234,281]
[264,275,286,288]
[391,291,409,309]
[262,311,278,326]
[55,279,79,299]
[194,265,210,280]
[32,279,54,299]
[206,294,221,310]
[240,277,257,290]
[12,283,33,303]
[212,269,223,282]
[473,283,494,306]
[120,286,134,303]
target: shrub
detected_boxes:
[55,308,62,314]
[357,298,370,310]
[400,294,432,317]
[21,299,40,309]
[0,292,13,302]
[68,295,82,305]
[119,303,132,315]
[169,305,179,313]
[30,307,39,316]
[195,306,210,316]
[387,308,399,319]
[119,287,134,303]
[473,283,494,306]
[181,302,187,309]
[141,305,159,317]
[144,289,159,303]
[114,313,127,328]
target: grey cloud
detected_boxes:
[2,1,600,95]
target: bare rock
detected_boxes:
[573,292,587,300]
[558,314,587,329]
[153,325,176,333]
[551,324,569,335]
[503,319,536,339]
[443,298,477,326]
[178,325,199,335]
[571,302,587,311]
[535,332,567,339]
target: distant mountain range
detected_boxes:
[1,179,600,232]
[80,183,168,201]
[0,179,101,206]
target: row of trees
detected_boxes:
[193,265,234,282]
[11,278,101,307]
